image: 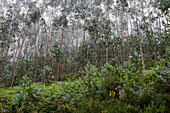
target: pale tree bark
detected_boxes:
[11,40,21,77]
[130,15,133,34]
[156,0,162,59]
[134,0,145,69]
[106,41,108,64]
[47,31,55,79]
[51,33,58,78]
[10,35,26,87]
[156,0,162,42]
[116,11,121,66]
[120,8,124,64]
[42,30,50,83]
[74,26,79,77]
[47,12,54,65]
[141,2,149,61]
[34,26,42,57]
[60,30,64,48]
[23,40,30,57]
[126,12,131,57]
[75,29,79,56]
[44,11,53,68]
[83,12,86,42]
[105,2,109,64]
[49,31,55,57]
[43,31,50,67]
[0,48,2,56]
[12,42,20,67]
[56,30,64,81]
[34,26,42,82]
[50,36,58,79]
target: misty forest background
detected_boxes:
[0,0,169,112]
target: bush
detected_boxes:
[0,59,169,113]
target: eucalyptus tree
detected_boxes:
[109,4,122,65]
[85,16,102,65]
[0,6,20,78]
[27,2,41,56]
[134,0,145,69]
[73,0,90,42]
[157,0,170,58]
[100,18,112,64]
[53,13,68,80]
[103,0,114,64]
[142,0,157,61]
[7,3,34,86]
[115,0,129,64]
[51,41,62,80]
[70,0,93,73]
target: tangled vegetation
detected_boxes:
[0,58,169,113]
[0,0,169,112]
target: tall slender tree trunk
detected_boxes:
[43,11,53,68]
[126,13,131,57]
[130,15,133,34]
[60,30,64,48]
[145,0,157,61]
[34,25,42,57]
[49,31,55,57]
[43,30,50,67]
[75,26,79,77]
[41,30,50,83]
[1,9,13,77]
[23,40,31,57]
[115,12,121,65]
[12,41,20,68]
[34,26,42,82]
[87,45,89,64]
[83,13,86,42]
[47,12,53,65]
[75,29,79,55]
[156,1,162,42]
[120,9,124,64]
[156,1,162,59]
[56,56,61,81]
[0,48,2,56]
[106,41,108,64]
[0,47,10,77]
[50,32,57,79]
[134,0,145,69]
[10,35,26,87]
[56,30,64,81]
[105,2,109,64]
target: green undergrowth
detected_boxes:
[0,59,169,113]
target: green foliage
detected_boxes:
[41,65,52,84]
[76,42,88,67]
[53,13,68,29]
[29,7,41,24]
[59,73,76,81]
[0,59,169,113]
[157,0,170,13]
[101,64,125,99]
[17,58,33,76]
[52,41,62,62]
[124,51,143,74]
[82,63,101,97]
[77,98,140,113]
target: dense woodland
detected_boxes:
[0,0,169,112]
